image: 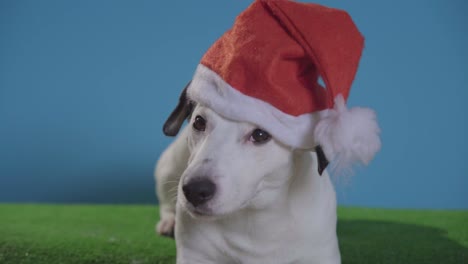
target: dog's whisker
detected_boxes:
[161,180,180,186]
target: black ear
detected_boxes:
[315,145,329,176]
[163,81,194,137]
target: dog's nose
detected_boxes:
[182,178,216,207]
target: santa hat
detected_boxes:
[187,0,381,174]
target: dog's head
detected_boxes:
[163,83,304,219]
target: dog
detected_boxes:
[154,1,382,263]
[154,85,341,264]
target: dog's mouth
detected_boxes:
[192,207,213,217]
[182,199,245,221]
[184,204,219,220]
[183,198,254,221]
[180,199,216,218]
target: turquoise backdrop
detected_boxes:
[1,0,467,209]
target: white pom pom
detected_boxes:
[314,95,381,175]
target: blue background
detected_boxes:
[1,0,467,209]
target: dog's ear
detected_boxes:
[315,145,329,176]
[163,81,194,137]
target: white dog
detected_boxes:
[155,87,341,264]
[154,2,382,262]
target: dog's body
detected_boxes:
[156,104,341,264]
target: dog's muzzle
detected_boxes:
[182,178,216,207]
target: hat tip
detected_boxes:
[314,95,381,175]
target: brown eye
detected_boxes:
[193,115,206,131]
[250,129,271,144]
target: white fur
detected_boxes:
[155,105,341,264]
[314,95,381,175]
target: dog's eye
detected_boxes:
[250,129,271,144]
[193,115,206,131]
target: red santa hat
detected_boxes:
[187,0,381,174]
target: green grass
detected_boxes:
[0,204,466,264]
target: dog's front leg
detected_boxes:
[155,127,190,237]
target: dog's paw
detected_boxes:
[156,214,175,238]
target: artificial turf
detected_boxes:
[0,204,466,264]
